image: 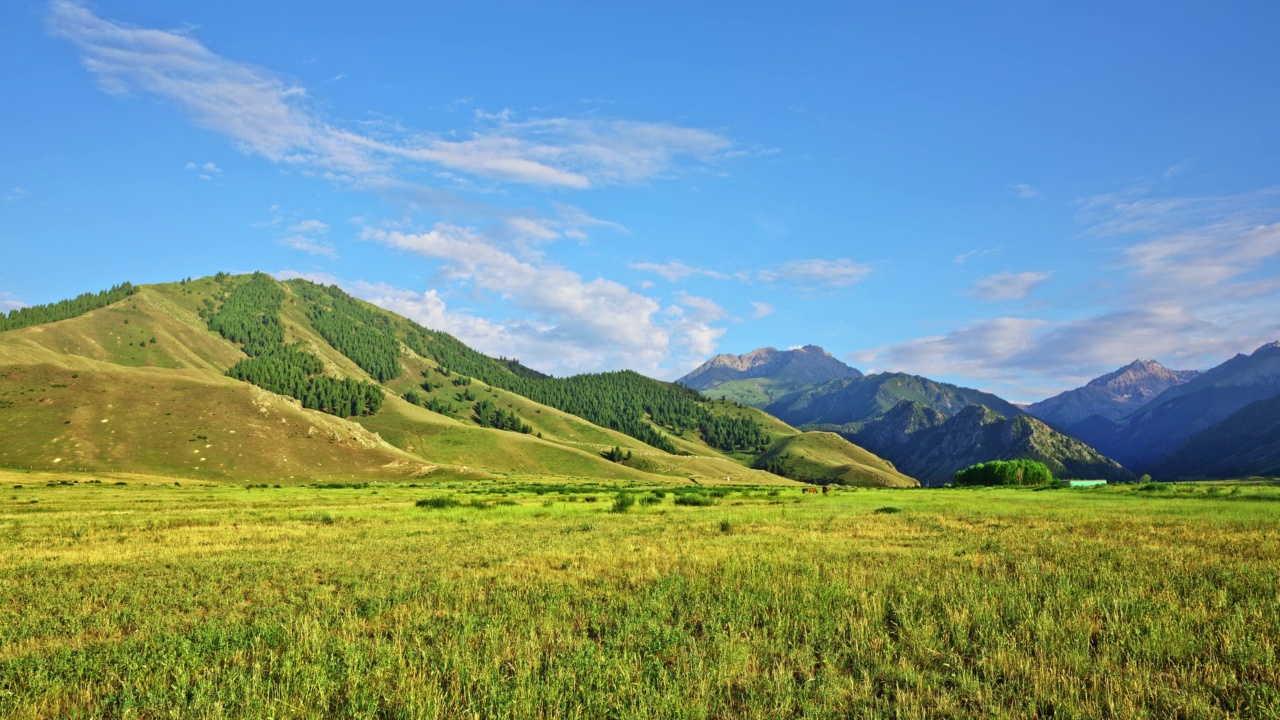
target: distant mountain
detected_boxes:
[1027,359,1200,427]
[1083,341,1280,470]
[826,401,1133,486]
[765,372,1024,427]
[677,345,861,407]
[1146,394,1280,480]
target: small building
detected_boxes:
[1063,479,1107,487]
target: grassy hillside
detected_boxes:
[0,274,906,486]
[751,432,918,487]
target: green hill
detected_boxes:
[751,431,918,487]
[0,274,908,486]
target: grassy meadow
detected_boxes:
[2,471,1278,718]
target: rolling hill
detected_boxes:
[0,274,910,486]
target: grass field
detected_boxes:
[2,472,1278,718]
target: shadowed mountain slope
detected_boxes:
[1079,342,1280,470]
[822,402,1133,486]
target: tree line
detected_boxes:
[209,273,384,417]
[0,282,137,332]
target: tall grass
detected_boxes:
[0,476,1277,718]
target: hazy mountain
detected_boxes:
[766,372,1024,427]
[1027,359,1200,427]
[1146,394,1280,480]
[0,274,911,487]
[677,345,861,407]
[1082,341,1280,469]
[828,401,1133,486]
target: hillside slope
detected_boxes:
[0,275,906,486]
[1146,394,1280,480]
[751,431,918,487]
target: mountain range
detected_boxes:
[681,342,1280,482]
[1025,359,1201,426]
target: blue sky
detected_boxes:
[3,1,1279,400]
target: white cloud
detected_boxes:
[628,260,727,282]
[4,188,28,202]
[280,235,337,258]
[0,292,25,312]
[758,258,871,288]
[49,2,734,190]
[1010,183,1040,199]
[362,224,729,375]
[288,219,329,234]
[855,182,1280,400]
[967,271,1051,302]
[749,301,774,319]
[279,218,335,257]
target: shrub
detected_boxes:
[639,494,662,506]
[719,519,732,534]
[416,497,461,510]
[674,494,715,507]
[610,492,635,514]
[874,506,902,514]
[953,460,1055,487]
[652,490,667,499]
[305,511,335,525]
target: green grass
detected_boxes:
[1,472,1279,718]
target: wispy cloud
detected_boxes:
[279,218,336,257]
[954,246,1000,264]
[1010,183,1040,199]
[628,260,727,282]
[967,271,1050,302]
[758,258,871,289]
[49,1,734,190]
[4,187,28,202]
[749,301,774,319]
[0,292,25,312]
[184,160,222,181]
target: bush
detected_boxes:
[674,494,715,507]
[873,506,902,514]
[719,519,732,534]
[639,494,662,506]
[415,497,461,510]
[610,492,636,514]
[954,460,1055,487]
